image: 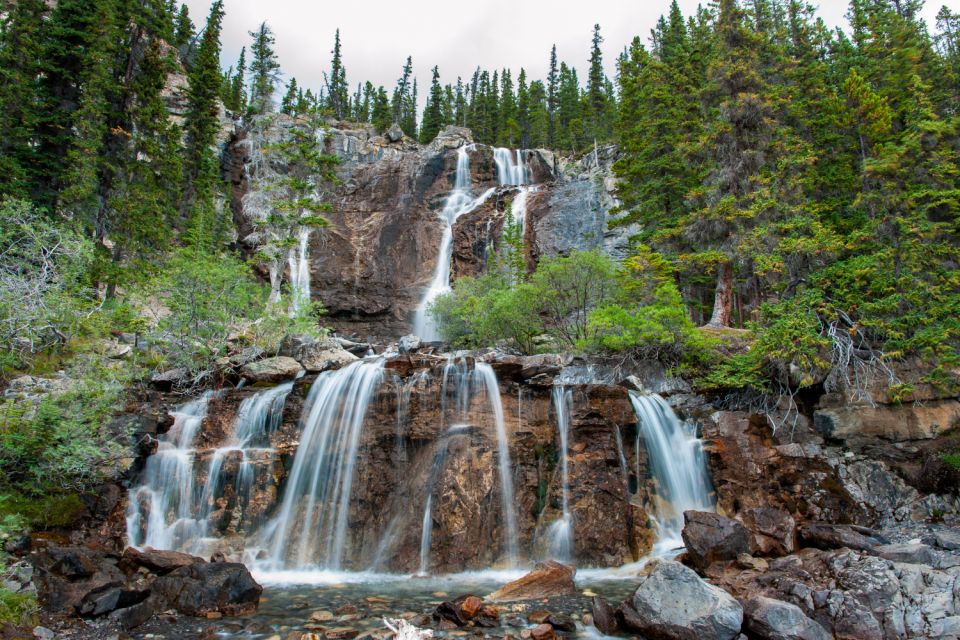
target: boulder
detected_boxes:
[619,559,743,640]
[591,595,618,635]
[743,596,831,640]
[924,529,960,551]
[386,123,404,142]
[530,624,556,640]
[153,561,262,616]
[798,522,886,552]
[239,356,304,383]
[741,507,796,557]
[149,368,189,390]
[682,511,751,571]
[872,542,938,565]
[398,334,422,353]
[279,334,358,372]
[486,561,576,602]
[121,546,200,575]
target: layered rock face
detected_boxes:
[226,118,629,337]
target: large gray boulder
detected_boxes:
[682,511,751,571]
[279,334,358,373]
[239,356,303,383]
[743,596,831,640]
[618,559,743,640]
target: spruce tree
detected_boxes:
[281,78,299,115]
[586,24,611,141]
[248,22,281,115]
[420,66,444,143]
[225,47,247,113]
[547,45,559,148]
[182,0,226,250]
[327,29,348,118]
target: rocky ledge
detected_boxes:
[26,543,261,635]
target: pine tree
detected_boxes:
[371,86,391,132]
[586,24,611,141]
[516,69,531,147]
[182,0,226,250]
[173,4,194,51]
[0,0,48,198]
[327,29,348,118]
[392,55,413,130]
[248,22,281,115]
[420,66,445,143]
[498,69,518,146]
[281,78,299,115]
[547,45,559,148]
[225,47,247,113]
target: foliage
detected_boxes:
[0,199,95,371]
[138,247,267,374]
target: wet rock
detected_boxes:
[310,610,335,622]
[325,628,360,640]
[798,522,886,552]
[591,596,618,635]
[743,596,831,640]
[398,335,422,353]
[458,595,483,619]
[530,623,555,640]
[240,356,304,383]
[620,559,743,640]
[153,561,262,616]
[279,334,358,372]
[741,507,796,557]
[434,601,468,626]
[486,561,576,602]
[682,511,751,571]
[546,613,575,632]
[121,547,200,575]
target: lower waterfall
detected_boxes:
[629,391,713,552]
[260,358,386,571]
[548,385,574,561]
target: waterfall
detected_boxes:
[127,384,295,554]
[629,392,713,551]
[288,227,312,316]
[413,146,495,341]
[494,148,529,186]
[262,358,385,570]
[548,385,574,562]
[511,187,530,236]
[194,382,294,548]
[416,423,470,575]
[434,358,519,566]
[127,392,215,551]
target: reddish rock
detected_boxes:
[121,546,200,575]
[682,511,751,572]
[530,623,556,640]
[458,595,483,619]
[486,561,576,602]
[591,596,618,635]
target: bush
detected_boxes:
[0,198,95,373]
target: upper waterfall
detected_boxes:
[494,148,529,186]
[412,146,495,341]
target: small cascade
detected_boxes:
[127,392,215,550]
[436,358,519,566]
[494,148,529,186]
[511,187,530,236]
[413,146,496,341]
[548,385,574,562]
[261,358,386,570]
[417,423,470,576]
[288,227,312,315]
[629,392,713,551]
[194,382,294,550]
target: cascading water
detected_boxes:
[435,358,519,566]
[288,227,312,316]
[511,187,530,236]
[194,382,294,550]
[493,148,529,186]
[261,359,386,570]
[127,384,295,554]
[629,392,713,552]
[127,392,215,550]
[417,423,470,576]
[413,147,495,341]
[548,385,574,562]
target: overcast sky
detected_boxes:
[184,0,959,109]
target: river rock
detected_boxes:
[279,334,358,372]
[682,511,751,571]
[486,561,576,602]
[591,595,618,635]
[530,624,556,640]
[741,507,796,557]
[121,547,200,575]
[798,522,886,552]
[743,596,831,640]
[153,561,261,616]
[240,356,304,383]
[619,559,743,640]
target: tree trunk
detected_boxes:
[707,261,733,327]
